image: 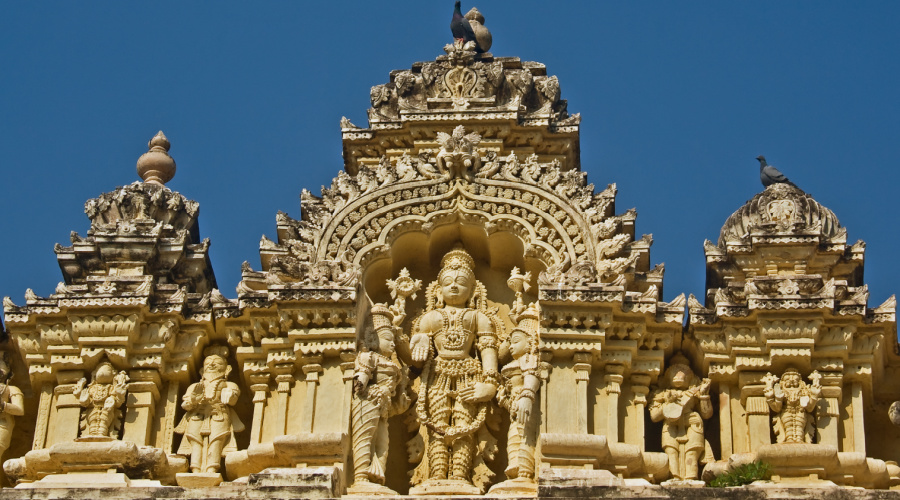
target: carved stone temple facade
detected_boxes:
[2,9,900,499]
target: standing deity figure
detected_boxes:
[649,354,712,481]
[0,353,24,458]
[73,361,129,438]
[176,346,244,474]
[492,301,541,493]
[408,248,502,494]
[764,368,821,444]
[349,302,412,494]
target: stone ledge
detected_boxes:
[0,485,898,500]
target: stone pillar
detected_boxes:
[248,373,271,445]
[340,351,355,434]
[718,382,733,458]
[274,362,295,437]
[51,370,85,446]
[573,352,592,434]
[851,382,865,454]
[162,380,180,453]
[744,391,771,452]
[816,374,842,448]
[539,350,552,434]
[300,355,323,433]
[122,370,161,445]
[630,373,651,451]
[604,364,625,441]
[32,381,54,450]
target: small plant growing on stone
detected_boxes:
[708,461,772,487]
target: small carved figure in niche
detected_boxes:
[649,354,712,481]
[493,302,541,491]
[176,346,244,474]
[73,361,128,438]
[0,353,24,458]
[408,247,502,494]
[349,303,411,494]
[764,368,821,444]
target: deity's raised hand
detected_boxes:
[410,333,430,362]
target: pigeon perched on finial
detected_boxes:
[757,156,797,188]
[451,1,482,52]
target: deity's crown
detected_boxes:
[513,302,541,338]
[370,303,395,335]
[204,345,230,360]
[440,247,475,274]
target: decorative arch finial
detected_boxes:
[136,130,176,186]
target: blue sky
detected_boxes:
[2,2,899,313]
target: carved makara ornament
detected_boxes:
[408,248,502,494]
[73,361,129,439]
[764,368,822,444]
[176,347,244,474]
[648,354,713,481]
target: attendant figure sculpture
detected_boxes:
[73,361,128,438]
[491,301,541,493]
[176,347,244,474]
[0,353,24,458]
[764,368,821,444]
[649,354,712,481]
[408,247,502,494]
[349,302,412,494]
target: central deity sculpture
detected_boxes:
[408,248,502,494]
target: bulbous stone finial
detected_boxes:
[136,131,176,185]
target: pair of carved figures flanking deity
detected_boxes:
[349,248,541,495]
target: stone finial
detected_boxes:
[136,131,176,185]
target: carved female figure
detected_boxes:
[493,303,541,490]
[764,368,821,444]
[649,354,712,481]
[0,354,24,457]
[349,303,411,494]
[408,248,501,494]
[176,347,244,474]
[73,361,128,438]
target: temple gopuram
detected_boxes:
[2,6,900,500]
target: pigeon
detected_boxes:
[757,155,797,188]
[450,1,479,50]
